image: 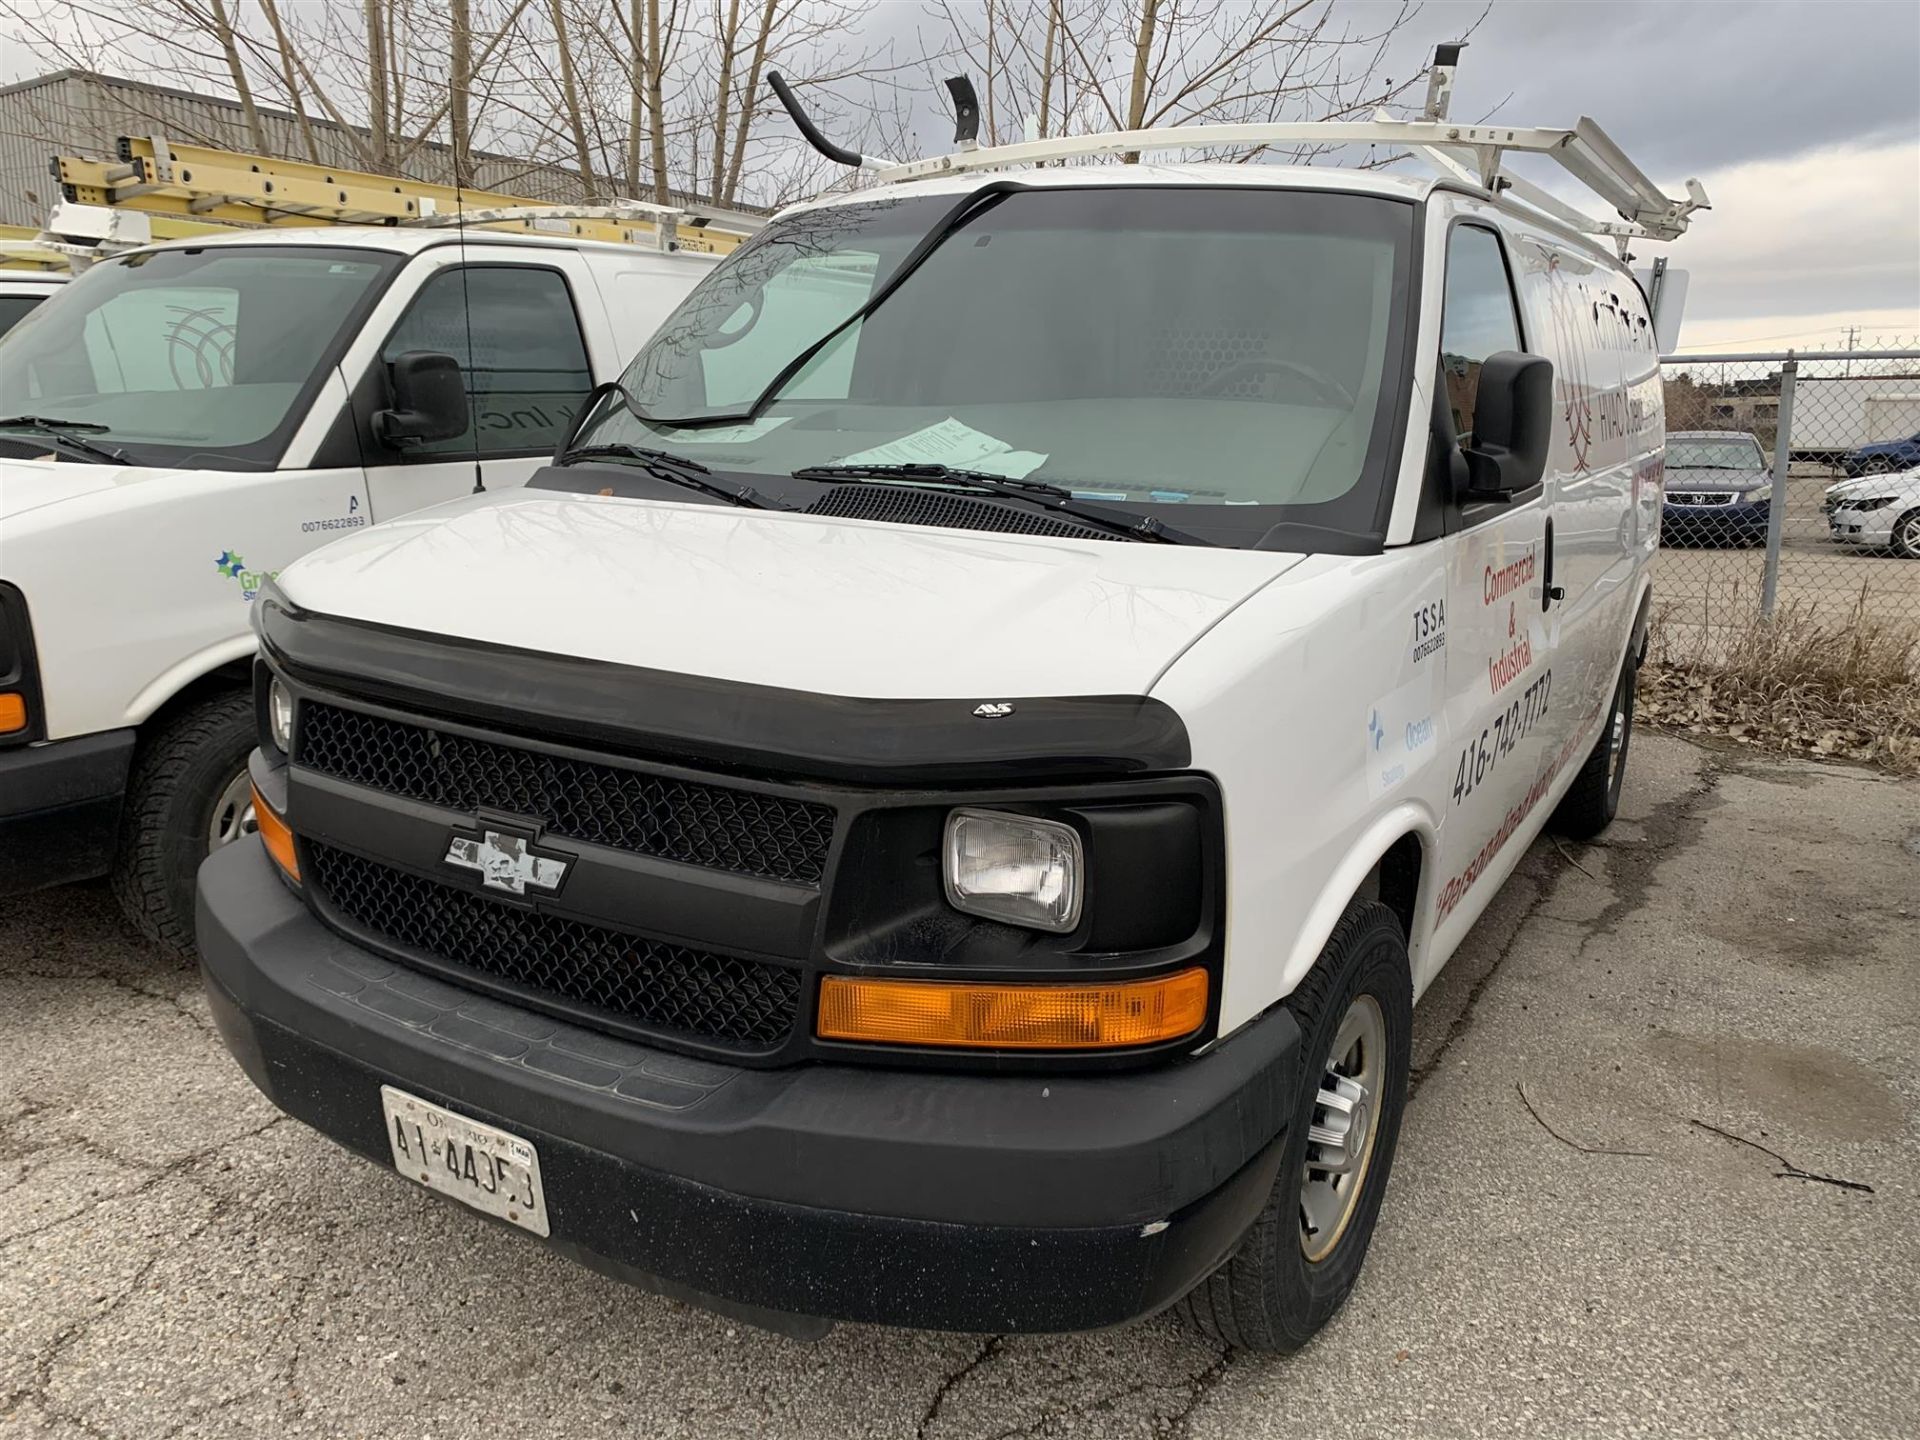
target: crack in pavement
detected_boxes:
[18,963,216,1042]
[0,1115,288,1256]
[4,1185,231,1439]
[1162,1343,1233,1439]
[917,1334,1004,1439]
[955,1340,1232,1440]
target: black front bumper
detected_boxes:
[0,729,133,895]
[198,840,1302,1335]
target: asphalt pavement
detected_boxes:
[2,731,1915,1439]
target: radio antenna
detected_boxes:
[455,171,483,494]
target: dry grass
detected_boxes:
[1643,589,1920,774]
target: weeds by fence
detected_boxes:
[1650,344,1919,768]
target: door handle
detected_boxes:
[1543,519,1558,611]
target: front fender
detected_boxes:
[125,633,256,727]
[1277,802,1440,1006]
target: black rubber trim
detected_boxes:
[0,582,45,747]
[0,729,134,894]
[257,583,1190,783]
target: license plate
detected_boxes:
[380,1086,550,1237]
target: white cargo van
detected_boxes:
[0,227,719,946]
[199,89,1701,1349]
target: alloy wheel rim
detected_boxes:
[208,769,258,850]
[1300,994,1386,1263]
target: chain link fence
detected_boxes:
[1657,344,1920,651]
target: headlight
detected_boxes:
[943,808,1083,933]
[267,677,294,753]
[1855,496,1894,512]
[1742,483,1772,503]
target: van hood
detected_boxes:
[0,455,152,522]
[274,490,1303,699]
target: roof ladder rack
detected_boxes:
[771,48,1708,248]
[50,136,764,254]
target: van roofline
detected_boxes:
[781,167,1648,271]
[850,116,1706,246]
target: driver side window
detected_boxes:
[1440,225,1523,444]
[380,265,591,460]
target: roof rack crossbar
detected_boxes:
[866,115,1706,242]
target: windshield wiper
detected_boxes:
[560,443,793,510]
[790,462,1216,545]
[0,416,130,465]
[655,181,1030,430]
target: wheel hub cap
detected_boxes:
[1299,994,1387,1263]
[209,769,258,851]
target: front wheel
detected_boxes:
[1178,902,1412,1353]
[111,692,257,956]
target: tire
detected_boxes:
[1178,902,1412,1353]
[1892,509,1920,560]
[1550,651,1637,840]
[111,691,257,956]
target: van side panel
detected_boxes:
[1508,225,1662,729]
[1154,549,1450,1033]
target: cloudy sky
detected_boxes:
[1372,0,1920,352]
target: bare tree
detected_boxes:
[449,0,475,186]
[930,0,1473,162]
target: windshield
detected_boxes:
[1666,435,1765,470]
[574,187,1415,547]
[0,246,399,469]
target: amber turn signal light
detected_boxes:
[0,692,26,734]
[816,968,1208,1050]
[253,784,300,882]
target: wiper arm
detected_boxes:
[0,416,130,465]
[560,443,794,511]
[655,180,1031,430]
[791,462,1216,545]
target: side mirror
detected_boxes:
[1459,351,1554,501]
[374,351,468,447]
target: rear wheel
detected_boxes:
[1892,509,1920,560]
[1178,902,1412,1353]
[1551,651,1637,840]
[112,692,256,956]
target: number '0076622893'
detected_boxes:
[1452,668,1551,807]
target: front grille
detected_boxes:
[806,484,1119,541]
[1667,492,1735,506]
[298,703,835,885]
[307,842,799,1049]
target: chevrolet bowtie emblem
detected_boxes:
[444,828,569,896]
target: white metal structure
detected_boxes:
[197,98,1684,1350]
[0,224,720,944]
[864,119,1707,250]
